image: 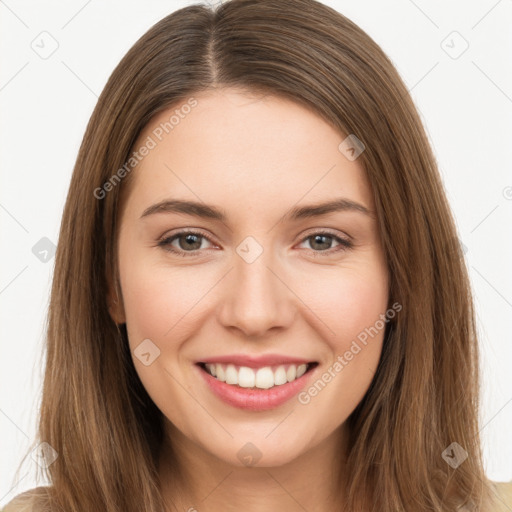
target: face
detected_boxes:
[109,88,389,469]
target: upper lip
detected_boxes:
[197,354,316,368]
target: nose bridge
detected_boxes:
[218,238,295,337]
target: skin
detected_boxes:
[109,88,389,511]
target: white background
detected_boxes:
[1,0,511,506]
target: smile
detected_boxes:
[198,362,317,389]
[195,360,319,411]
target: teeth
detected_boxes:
[225,364,238,385]
[238,366,255,388]
[296,364,307,378]
[207,363,217,377]
[255,366,274,389]
[286,365,296,382]
[273,366,287,386]
[215,364,224,381]
[203,362,312,389]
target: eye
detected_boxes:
[297,231,352,255]
[157,230,216,257]
[157,229,353,257]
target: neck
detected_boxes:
[158,420,350,512]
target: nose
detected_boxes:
[217,246,297,338]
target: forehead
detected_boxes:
[122,88,373,217]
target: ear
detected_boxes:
[106,272,126,325]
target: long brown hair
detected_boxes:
[9,0,499,510]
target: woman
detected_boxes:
[4,0,511,510]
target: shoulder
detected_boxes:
[491,480,512,511]
[1,487,50,512]
[3,482,512,510]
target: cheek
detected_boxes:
[295,265,389,424]
[121,265,212,345]
[299,262,389,346]
[118,261,211,422]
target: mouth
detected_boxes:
[196,361,319,390]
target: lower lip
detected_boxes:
[196,363,317,411]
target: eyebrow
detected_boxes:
[140,197,374,222]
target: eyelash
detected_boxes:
[156,229,353,257]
